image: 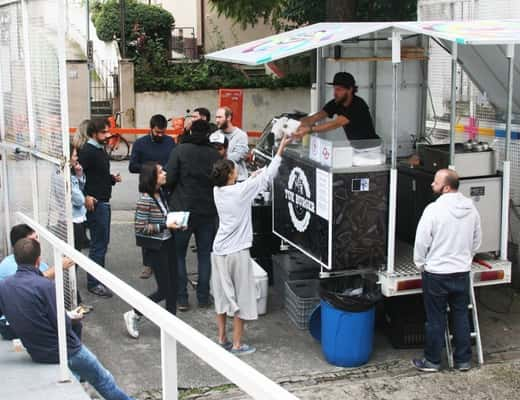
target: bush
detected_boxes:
[135,59,311,93]
[94,0,174,54]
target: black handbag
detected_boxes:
[135,234,164,250]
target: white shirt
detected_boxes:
[212,155,282,255]
[414,192,482,274]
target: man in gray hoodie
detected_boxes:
[412,169,481,373]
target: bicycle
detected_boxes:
[104,112,130,161]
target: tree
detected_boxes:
[209,0,416,30]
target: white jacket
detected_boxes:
[414,192,482,274]
[212,155,282,256]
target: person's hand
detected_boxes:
[62,257,74,270]
[276,134,293,156]
[184,117,192,131]
[112,173,122,183]
[167,221,181,230]
[294,124,311,139]
[85,196,97,212]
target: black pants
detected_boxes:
[136,237,177,316]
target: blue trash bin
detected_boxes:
[320,299,375,367]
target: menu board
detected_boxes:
[273,154,331,267]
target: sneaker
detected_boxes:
[139,266,153,279]
[231,344,256,356]
[88,284,113,298]
[124,310,141,339]
[218,340,233,351]
[454,361,471,372]
[412,358,440,372]
[178,304,190,312]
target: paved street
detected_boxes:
[76,161,520,400]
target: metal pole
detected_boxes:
[161,329,178,400]
[58,0,78,307]
[20,0,40,219]
[86,0,92,118]
[387,31,401,275]
[54,249,70,382]
[449,42,458,169]
[120,0,126,58]
[315,47,324,110]
[501,44,515,260]
[0,47,11,255]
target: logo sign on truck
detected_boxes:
[285,167,315,232]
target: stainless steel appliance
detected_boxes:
[418,143,496,178]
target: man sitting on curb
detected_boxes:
[0,224,74,340]
[0,238,133,400]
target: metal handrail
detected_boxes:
[16,212,299,400]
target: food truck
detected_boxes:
[207,20,519,364]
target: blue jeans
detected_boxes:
[176,222,216,305]
[422,271,472,365]
[68,345,133,400]
[86,202,111,289]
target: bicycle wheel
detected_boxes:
[108,135,130,161]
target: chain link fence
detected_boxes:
[0,0,76,308]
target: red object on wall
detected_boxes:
[218,89,244,129]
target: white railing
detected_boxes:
[17,212,299,400]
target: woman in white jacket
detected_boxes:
[209,135,291,356]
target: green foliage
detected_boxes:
[135,60,310,93]
[93,0,174,54]
[209,0,417,30]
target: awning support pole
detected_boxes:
[449,42,458,169]
[387,31,401,275]
[501,44,515,260]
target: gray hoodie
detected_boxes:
[414,192,482,274]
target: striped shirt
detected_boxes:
[135,190,172,241]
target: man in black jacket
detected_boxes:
[166,120,221,311]
[128,114,175,279]
[79,119,122,297]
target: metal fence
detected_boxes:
[0,0,76,308]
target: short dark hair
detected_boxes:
[150,114,168,130]
[139,162,159,197]
[86,118,109,137]
[191,119,211,136]
[13,238,41,266]
[10,224,35,247]
[194,107,211,121]
[211,159,235,187]
[443,169,460,190]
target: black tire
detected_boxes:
[107,136,130,161]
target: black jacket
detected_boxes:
[78,142,115,202]
[165,136,221,225]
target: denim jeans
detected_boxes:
[86,202,111,289]
[422,271,472,365]
[68,345,133,400]
[176,222,216,305]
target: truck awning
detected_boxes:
[206,20,520,114]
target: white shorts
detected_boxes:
[211,249,258,321]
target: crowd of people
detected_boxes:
[0,105,290,399]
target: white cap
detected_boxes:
[209,132,226,145]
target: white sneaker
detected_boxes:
[124,310,140,339]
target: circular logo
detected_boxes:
[287,167,312,233]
